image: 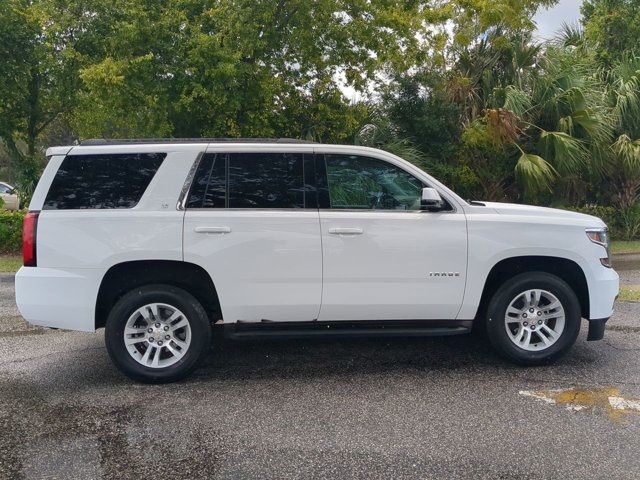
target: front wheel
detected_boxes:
[105,284,211,383]
[486,272,581,365]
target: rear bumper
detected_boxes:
[15,266,102,332]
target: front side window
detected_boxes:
[186,152,306,209]
[324,154,423,210]
[43,153,166,210]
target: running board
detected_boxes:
[222,320,473,341]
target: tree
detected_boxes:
[582,0,640,66]
[0,0,90,200]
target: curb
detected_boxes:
[612,252,640,259]
[0,273,15,283]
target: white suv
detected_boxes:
[15,139,619,382]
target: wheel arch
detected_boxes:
[95,260,222,330]
[475,256,589,323]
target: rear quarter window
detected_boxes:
[43,153,166,210]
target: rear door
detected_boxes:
[183,149,322,323]
[316,152,468,321]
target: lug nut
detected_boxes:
[147,328,153,333]
[523,321,528,326]
[538,320,543,325]
[165,335,170,340]
[149,337,155,343]
[537,311,542,316]
[158,340,163,346]
[164,326,169,331]
[530,325,535,330]
[155,322,161,328]
[529,308,534,313]
[523,313,528,318]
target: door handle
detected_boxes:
[194,226,231,234]
[328,227,364,235]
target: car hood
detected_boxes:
[480,201,605,227]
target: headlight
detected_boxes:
[586,228,611,268]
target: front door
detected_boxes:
[316,153,467,321]
[183,151,322,323]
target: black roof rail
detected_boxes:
[79,138,316,146]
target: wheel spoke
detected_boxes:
[133,307,152,323]
[523,290,533,306]
[165,342,183,359]
[531,290,541,307]
[171,337,188,350]
[544,300,562,312]
[520,329,532,348]
[125,336,147,346]
[171,318,189,331]
[506,306,522,318]
[125,326,146,335]
[151,346,161,367]
[148,304,160,322]
[537,328,551,346]
[140,345,153,365]
[540,323,558,341]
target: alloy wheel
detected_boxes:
[504,289,565,352]
[123,303,192,368]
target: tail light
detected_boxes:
[23,211,39,267]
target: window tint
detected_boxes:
[324,154,423,210]
[43,153,165,210]
[186,153,226,208]
[186,152,306,209]
[229,152,304,209]
[0,184,10,194]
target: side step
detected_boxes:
[222,320,473,341]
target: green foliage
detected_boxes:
[515,152,556,198]
[566,204,640,240]
[0,209,25,254]
[2,0,640,238]
[582,0,640,65]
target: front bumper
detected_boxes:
[588,266,619,320]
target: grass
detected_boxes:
[611,240,640,254]
[0,255,21,273]
[619,285,640,302]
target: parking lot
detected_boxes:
[1,267,639,480]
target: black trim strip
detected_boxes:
[221,319,473,340]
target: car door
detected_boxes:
[183,150,322,323]
[316,152,468,321]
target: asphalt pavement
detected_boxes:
[1,272,639,480]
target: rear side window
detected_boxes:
[43,153,166,210]
[186,153,227,209]
[186,152,306,209]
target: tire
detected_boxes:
[105,284,211,383]
[486,272,581,365]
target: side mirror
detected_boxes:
[421,187,443,211]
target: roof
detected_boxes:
[80,138,316,146]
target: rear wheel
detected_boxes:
[486,272,581,365]
[105,285,211,383]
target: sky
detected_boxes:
[533,0,582,39]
